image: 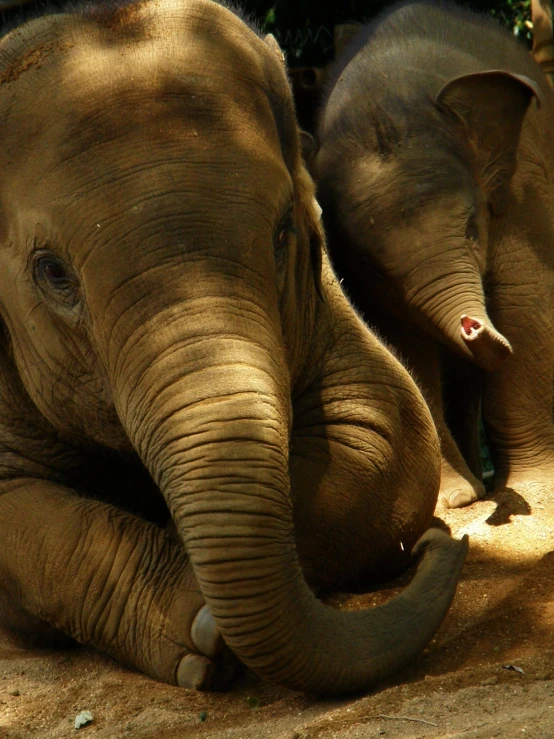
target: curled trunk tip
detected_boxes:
[460,314,513,371]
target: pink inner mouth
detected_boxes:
[458,314,513,370]
[461,316,482,338]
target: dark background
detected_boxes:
[0,1,534,66]
[242,0,532,66]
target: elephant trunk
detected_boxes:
[403,262,512,371]
[102,289,467,695]
[460,314,512,369]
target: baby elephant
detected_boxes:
[0,0,467,696]
[313,0,554,508]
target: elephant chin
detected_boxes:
[460,314,513,371]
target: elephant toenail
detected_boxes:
[191,605,219,658]
[448,490,474,509]
[176,654,212,690]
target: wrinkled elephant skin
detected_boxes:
[0,0,467,696]
[314,1,554,509]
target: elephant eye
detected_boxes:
[277,227,288,245]
[42,260,67,283]
[33,252,79,305]
[465,211,479,245]
[274,208,295,252]
[35,255,70,286]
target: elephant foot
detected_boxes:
[440,472,486,509]
[147,550,243,691]
[176,605,242,691]
[177,648,240,691]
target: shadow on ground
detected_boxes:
[2,483,554,738]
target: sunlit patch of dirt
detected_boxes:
[2,482,554,738]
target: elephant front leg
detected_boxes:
[379,319,485,508]
[484,277,554,492]
[414,342,485,509]
[0,479,238,690]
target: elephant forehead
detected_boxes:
[0,3,289,205]
[0,0,274,143]
[347,150,475,221]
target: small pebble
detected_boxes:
[8,689,20,697]
[74,711,94,730]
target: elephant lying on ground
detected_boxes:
[0,0,467,695]
[313,1,554,509]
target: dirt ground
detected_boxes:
[3,482,554,739]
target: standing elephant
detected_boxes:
[532,0,554,86]
[0,0,467,696]
[313,1,554,508]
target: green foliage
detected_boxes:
[241,0,533,66]
[488,0,533,41]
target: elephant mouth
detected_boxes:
[460,314,513,371]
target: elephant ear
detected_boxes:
[299,130,318,173]
[262,35,324,300]
[307,199,325,302]
[295,162,325,301]
[264,33,285,65]
[436,70,541,215]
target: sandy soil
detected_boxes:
[3,482,554,739]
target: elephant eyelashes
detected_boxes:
[33,252,79,306]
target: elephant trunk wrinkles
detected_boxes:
[460,314,513,370]
[405,269,512,371]
[442,309,512,372]
[111,305,467,695]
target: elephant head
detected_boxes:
[0,0,466,694]
[315,67,540,371]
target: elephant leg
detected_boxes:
[376,318,485,509]
[442,348,484,481]
[484,268,554,491]
[0,478,238,690]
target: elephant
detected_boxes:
[0,0,468,696]
[532,0,554,86]
[312,0,554,509]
